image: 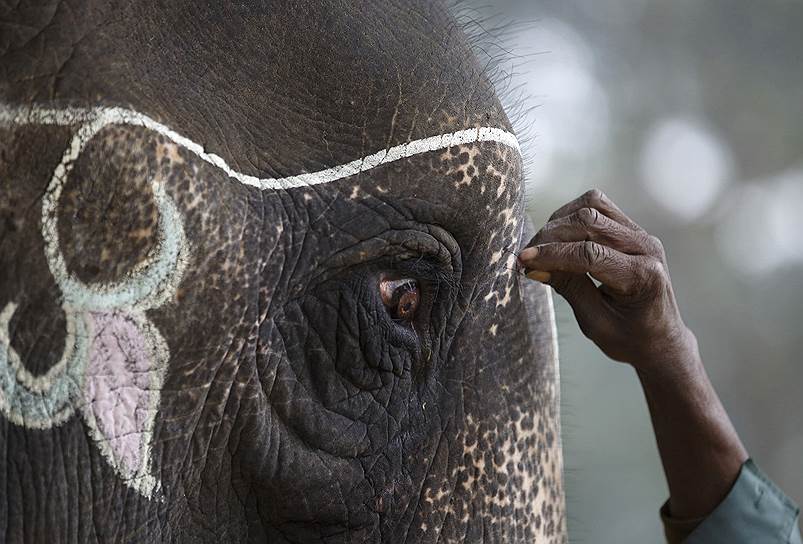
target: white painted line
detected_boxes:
[0,102,521,190]
[544,287,560,388]
[0,100,521,502]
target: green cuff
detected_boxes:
[661,459,801,544]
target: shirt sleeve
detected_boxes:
[660,459,801,544]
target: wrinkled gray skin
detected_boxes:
[0,1,566,542]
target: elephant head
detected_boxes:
[0,1,566,542]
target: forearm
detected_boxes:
[521,190,797,540]
[637,328,748,520]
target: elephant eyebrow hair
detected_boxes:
[0,102,521,191]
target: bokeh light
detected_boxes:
[640,117,733,223]
[717,172,803,276]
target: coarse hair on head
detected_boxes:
[448,0,545,213]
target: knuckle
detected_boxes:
[642,258,668,287]
[580,240,604,265]
[582,188,605,206]
[575,207,600,228]
[647,234,666,257]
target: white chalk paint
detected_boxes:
[0,102,193,500]
[544,287,560,389]
[0,102,520,190]
[0,99,522,501]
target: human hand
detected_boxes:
[521,190,752,520]
[519,189,695,372]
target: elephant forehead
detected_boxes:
[2,99,523,267]
[7,1,513,185]
[3,1,523,236]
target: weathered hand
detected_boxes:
[521,189,750,521]
[519,189,693,370]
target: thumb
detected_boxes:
[541,271,608,340]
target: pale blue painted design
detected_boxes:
[0,303,89,428]
[0,104,190,500]
[0,99,523,502]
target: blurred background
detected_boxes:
[461,1,803,542]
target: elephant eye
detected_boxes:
[379,277,420,323]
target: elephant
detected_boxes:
[0,1,567,542]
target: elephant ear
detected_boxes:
[81,310,168,498]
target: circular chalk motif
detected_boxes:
[41,116,189,311]
[0,99,523,501]
[0,303,89,428]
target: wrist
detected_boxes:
[634,326,703,384]
[633,326,749,520]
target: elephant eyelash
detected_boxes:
[392,255,459,293]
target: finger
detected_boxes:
[538,271,615,341]
[533,207,657,256]
[548,271,599,308]
[522,268,601,321]
[548,189,644,232]
[519,241,643,294]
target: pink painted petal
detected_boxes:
[84,311,155,478]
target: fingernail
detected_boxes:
[526,270,551,283]
[519,246,539,261]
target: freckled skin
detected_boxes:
[0,1,567,542]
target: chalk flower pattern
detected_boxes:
[0,106,189,499]
[0,100,521,501]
